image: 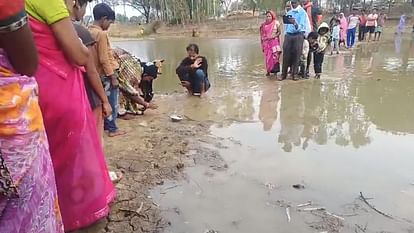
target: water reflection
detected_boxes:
[115,38,414,149]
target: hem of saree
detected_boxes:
[64,189,116,231]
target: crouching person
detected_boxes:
[114,48,159,116]
[176,44,211,97]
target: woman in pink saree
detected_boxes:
[260,10,282,76]
[339,13,348,47]
[25,0,116,231]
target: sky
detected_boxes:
[86,3,142,18]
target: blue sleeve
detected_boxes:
[297,11,308,33]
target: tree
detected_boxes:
[127,0,152,23]
[220,0,232,15]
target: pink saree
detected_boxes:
[339,13,348,41]
[28,17,116,231]
[260,11,281,74]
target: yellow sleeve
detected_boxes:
[25,0,69,25]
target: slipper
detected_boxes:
[109,171,123,183]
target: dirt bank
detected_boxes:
[76,95,225,233]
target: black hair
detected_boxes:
[308,32,318,40]
[186,44,199,54]
[93,3,116,21]
[78,0,92,7]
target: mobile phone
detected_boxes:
[283,15,293,24]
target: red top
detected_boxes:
[0,0,24,21]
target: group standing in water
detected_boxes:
[259,0,413,80]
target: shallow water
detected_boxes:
[114,35,414,233]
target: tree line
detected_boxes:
[94,0,413,25]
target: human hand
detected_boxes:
[191,58,202,69]
[288,17,297,25]
[110,75,119,89]
[102,101,113,117]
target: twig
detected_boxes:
[286,207,291,223]
[359,192,393,219]
[325,211,345,221]
[136,202,144,214]
[297,201,312,207]
[301,207,326,212]
[119,202,144,215]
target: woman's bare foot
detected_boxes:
[108,130,127,137]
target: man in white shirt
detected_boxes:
[347,9,360,48]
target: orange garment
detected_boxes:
[88,25,119,76]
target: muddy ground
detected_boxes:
[76,95,228,233]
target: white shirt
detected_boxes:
[348,15,360,29]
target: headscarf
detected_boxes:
[262,10,276,26]
[260,10,277,39]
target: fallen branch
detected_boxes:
[359,192,393,219]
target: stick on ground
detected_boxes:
[359,192,393,219]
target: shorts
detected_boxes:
[366,26,375,33]
[375,26,383,33]
[83,73,101,110]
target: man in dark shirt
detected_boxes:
[176,44,210,96]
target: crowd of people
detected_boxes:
[259,0,410,81]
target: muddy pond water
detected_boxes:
[114,35,414,233]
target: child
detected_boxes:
[314,22,330,79]
[89,3,126,137]
[331,19,341,55]
[299,35,310,79]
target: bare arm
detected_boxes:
[85,47,107,104]
[51,18,89,66]
[0,24,38,76]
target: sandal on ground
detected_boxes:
[109,171,123,183]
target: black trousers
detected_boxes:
[314,52,325,74]
[306,50,312,75]
[282,33,305,79]
[358,25,366,41]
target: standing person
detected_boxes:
[366,9,378,42]
[374,11,387,41]
[396,13,406,35]
[280,0,308,81]
[339,13,348,47]
[89,3,126,137]
[260,10,282,76]
[70,0,112,142]
[331,19,341,55]
[176,44,210,96]
[314,23,330,79]
[25,0,116,231]
[0,1,64,232]
[358,10,367,41]
[347,10,360,48]
[302,0,323,32]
